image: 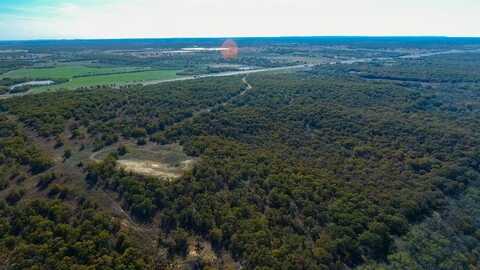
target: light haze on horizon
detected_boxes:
[0,0,479,40]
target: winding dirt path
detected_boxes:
[163,76,254,130]
[89,76,254,163]
[89,147,111,162]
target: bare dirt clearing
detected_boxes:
[117,158,194,179]
[90,143,196,180]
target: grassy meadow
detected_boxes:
[0,65,149,80]
[1,65,183,93]
[33,69,183,92]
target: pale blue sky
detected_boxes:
[0,0,479,40]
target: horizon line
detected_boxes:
[1,34,480,42]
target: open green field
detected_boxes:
[0,65,149,80]
[32,69,183,92]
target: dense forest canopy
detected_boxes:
[0,38,480,269]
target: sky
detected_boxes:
[0,0,479,40]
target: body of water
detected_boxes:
[9,80,55,91]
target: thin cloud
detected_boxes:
[0,0,479,40]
